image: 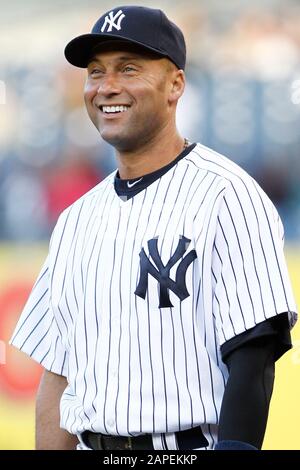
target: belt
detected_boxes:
[82,426,209,450]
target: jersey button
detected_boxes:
[107,419,115,428]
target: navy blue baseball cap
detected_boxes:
[64,5,186,70]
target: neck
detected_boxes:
[116,127,185,180]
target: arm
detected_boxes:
[216,336,276,450]
[36,369,79,450]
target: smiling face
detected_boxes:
[84,42,185,152]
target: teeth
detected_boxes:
[102,105,129,113]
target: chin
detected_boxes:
[100,130,136,152]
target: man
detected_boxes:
[10,5,297,451]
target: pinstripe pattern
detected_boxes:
[10,144,297,449]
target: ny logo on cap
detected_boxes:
[101,9,126,33]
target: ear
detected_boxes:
[169,70,185,104]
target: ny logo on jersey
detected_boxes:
[135,236,197,308]
[101,10,126,33]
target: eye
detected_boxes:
[89,68,104,77]
[123,65,137,73]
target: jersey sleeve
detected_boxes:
[211,177,298,347]
[9,244,69,377]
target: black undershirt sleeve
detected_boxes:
[221,313,292,362]
[218,336,276,449]
[218,314,292,449]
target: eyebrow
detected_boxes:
[88,55,142,65]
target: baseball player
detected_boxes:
[10,5,297,451]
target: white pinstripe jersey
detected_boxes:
[10,143,297,449]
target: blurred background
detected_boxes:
[0,0,299,449]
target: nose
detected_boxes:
[96,72,122,97]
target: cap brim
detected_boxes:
[64,33,168,68]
